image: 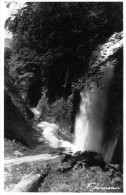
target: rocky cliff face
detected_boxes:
[104,48,123,165]
[4,76,41,147]
[68,32,123,164]
[4,31,123,164]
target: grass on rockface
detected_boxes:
[4,158,61,192]
[4,139,123,193]
[39,165,123,192]
[4,156,123,192]
[4,146,123,192]
[38,152,123,192]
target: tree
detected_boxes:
[4,47,11,76]
[5,2,123,106]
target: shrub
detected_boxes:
[51,96,73,126]
[37,89,51,121]
[37,92,73,132]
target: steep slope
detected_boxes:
[4,76,41,147]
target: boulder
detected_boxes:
[14,151,24,157]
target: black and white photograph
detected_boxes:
[1,0,124,192]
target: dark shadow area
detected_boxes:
[103,49,123,166]
[4,77,41,147]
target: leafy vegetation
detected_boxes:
[4,2,123,134]
[4,142,123,192]
[39,167,122,192]
[4,158,56,192]
[36,91,73,131]
[5,2,123,106]
[38,151,123,192]
[4,47,11,76]
[4,3,123,192]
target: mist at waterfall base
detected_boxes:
[74,63,115,162]
[37,64,117,163]
[37,32,123,164]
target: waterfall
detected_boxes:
[73,32,123,162]
[37,32,123,163]
[74,63,114,153]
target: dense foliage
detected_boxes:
[4,47,11,76]
[5,2,123,107]
[4,2,123,136]
[39,151,123,192]
[4,3,123,191]
[4,142,123,192]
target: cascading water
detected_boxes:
[74,32,123,162]
[37,121,77,152]
[74,62,115,153]
[37,32,123,163]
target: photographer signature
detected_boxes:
[87,183,120,191]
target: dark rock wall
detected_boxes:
[105,49,123,165]
[4,77,41,147]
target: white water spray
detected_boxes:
[37,121,77,152]
[74,32,123,161]
[37,32,123,162]
[74,63,114,153]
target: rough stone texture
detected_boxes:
[14,151,24,157]
[4,76,41,147]
[4,76,34,120]
[12,172,45,192]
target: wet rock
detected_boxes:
[12,165,50,192]
[61,151,107,171]
[14,151,23,157]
